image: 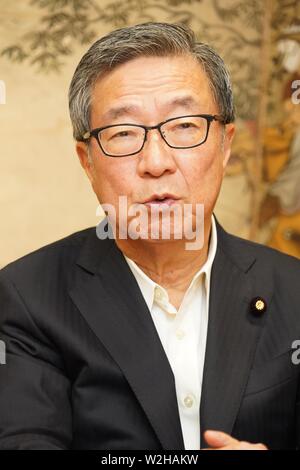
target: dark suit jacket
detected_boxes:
[0,218,300,450]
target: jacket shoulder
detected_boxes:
[223,229,300,274]
[0,227,95,284]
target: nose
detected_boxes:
[137,128,177,178]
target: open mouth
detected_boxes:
[144,197,178,206]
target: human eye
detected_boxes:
[171,118,199,132]
[177,121,197,129]
[109,128,136,140]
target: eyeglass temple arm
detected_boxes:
[82,131,91,140]
[213,114,226,123]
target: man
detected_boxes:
[0,22,299,450]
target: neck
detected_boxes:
[115,216,213,290]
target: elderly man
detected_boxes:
[0,22,300,451]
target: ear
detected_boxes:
[76,141,95,185]
[222,123,235,173]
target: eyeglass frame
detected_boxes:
[81,113,225,157]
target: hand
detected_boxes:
[202,430,268,450]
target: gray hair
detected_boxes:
[69,22,235,142]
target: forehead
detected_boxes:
[90,55,215,123]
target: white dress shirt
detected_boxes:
[123,216,217,450]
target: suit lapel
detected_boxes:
[69,218,273,450]
[69,221,184,450]
[200,222,273,447]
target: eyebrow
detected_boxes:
[103,105,139,121]
[166,96,199,110]
[102,95,200,121]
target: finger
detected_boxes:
[238,442,268,450]
[203,430,238,448]
[203,442,268,451]
[219,441,268,450]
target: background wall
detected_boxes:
[0,0,299,266]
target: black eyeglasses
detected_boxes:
[81,114,225,157]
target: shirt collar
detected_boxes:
[124,214,217,312]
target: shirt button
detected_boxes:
[155,289,164,301]
[184,395,194,408]
[176,329,185,340]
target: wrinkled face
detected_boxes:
[76,54,235,242]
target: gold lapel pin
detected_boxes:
[250,297,267,315]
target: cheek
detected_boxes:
[93,158,136,203]
[179,149,224,222]
[182,147,224,198]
